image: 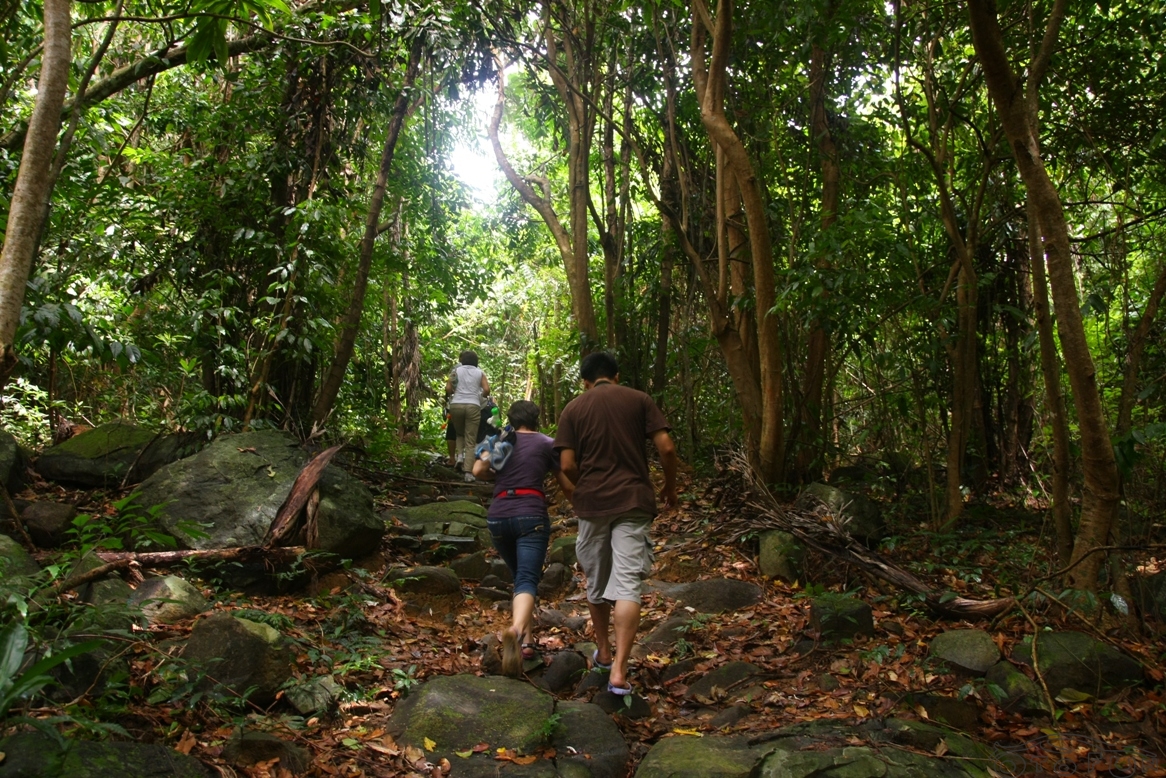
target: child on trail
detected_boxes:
[472,400,574,677]
[445,350,490,483]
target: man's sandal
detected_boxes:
[591,650,613,672]
[606,680,633,696]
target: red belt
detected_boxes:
[498,488,545,498]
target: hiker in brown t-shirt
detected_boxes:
[554,351,678,696]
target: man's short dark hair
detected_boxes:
[580,351,619,382]
[507,400,540,430]
[459,350,479,366]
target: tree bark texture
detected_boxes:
[311,37,422,427]
[969,0,1120,591]
[0,0,72,385]
[692,0,784,483]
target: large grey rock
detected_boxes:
[0,731,212,777]
[129,575,209,624]
[286,674,343,716]
[0,428,28,493]
[551,701,629,778]
[757,530,802,582]
[134,430,383,562]
[450,550,492,580]
[21,501,76,548]
[1012,631,1143,698]
[0,533,39,578]
[636,736,761,778]
[985,661,1048,715]
[538,562,572,598]
[548,535,578,567]
[182,613,294,705]
[387,675,554,761]
[672,579,761,614]
[684,662,763,703]
[809,595,874,640]
[387,565,462,595]
[35,422,203,487]
[384,500,488,531]
[929,629,1000,675]
[797,482,886,544]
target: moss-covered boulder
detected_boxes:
[551,701,629,778]
[129,575,209,624]
[21,501,77,548]
[797,482,886,544]
[0,428,29,493]
[757,530,803,581]
[672,578,761,614]
[1011,631,1143,698]
[548,535,578,567]
[0,731,212,777]
[985,661,1048,715]
[133,430,383,563]
[635,736,762,778]
[809,594,874,640]
[35,422,203,487]
[684,662,764,703]
[388,675,554,760]
[383,500,489,533]
[929,629,1000,675]
[0,533,39,577]
[387,565,462,595]
[182,612,294,705]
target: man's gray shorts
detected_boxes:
[575,510,654,604]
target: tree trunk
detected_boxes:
[0,0,71,385]
[692,0,783,483]
[653,222,674,405]
[1116,260,1166,436]
[969,0,1120,591]
[311,38,422,427]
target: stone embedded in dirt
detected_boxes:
[539,651,589,693]
[638,615,690,653]
[592,688,652,719]
[661,658,697,684]
[684,661,763,703]
[489,558,514,583]
[21,500,76,548]
[223,731,310,775]
[285,673,343,716]
[479,633,503,675]
[538,561,572,598]
[384,500,488,530]
[672,578,762,614]
[182,612,294,705]
[548,534,578,566]
[0,532,40,579]
[0,731,213,777]
[985,661,1049,716]
[128,575,209,624]
[757,529,803,582]
[817,673,841,692]
[808,594,874,640]
[387,565,462,595]
[551,700,630,778]
[928,629,1001,675]
[915,694,981,730]
[449,550,492,579]
[709,703,750,728]
[35,421,204,488]
[796,481,886,545]
[420,533,481,561]
[635,735,762,778]
[387,674,554,760]
[1011,630,1143,698]
[538,608,588,632]
[0,429,29,494]
[475,586,511,602]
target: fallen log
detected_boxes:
[95,545,307,569]
[731,452,1016,620]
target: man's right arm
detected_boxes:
[652,429,679,509]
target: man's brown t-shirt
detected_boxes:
[554,382,670,519]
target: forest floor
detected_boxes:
[14,454,1166,778]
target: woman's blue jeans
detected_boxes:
[488,514,550,597]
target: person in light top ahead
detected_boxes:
[445,350,491,483]
[473,400,575,677]
[554,352,678,696]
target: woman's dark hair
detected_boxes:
[508,400,540,431]
[580,351,618,382]
[459,350,479,366]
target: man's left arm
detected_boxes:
[652,429,678,509]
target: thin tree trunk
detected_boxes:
[970,0,1120,591]
[653,222,674,405]
[0,0,71,385]
[311,38,422,427]
[1116,261,1166,436]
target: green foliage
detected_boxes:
[0,620,104,721]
